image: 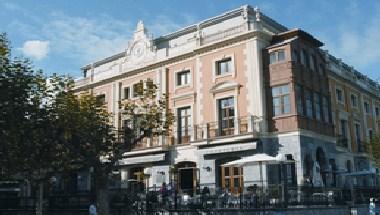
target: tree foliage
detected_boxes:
[0,33,173,215]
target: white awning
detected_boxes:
[223,153,293,167]
[199,142,257,155]
[119,153,165,165]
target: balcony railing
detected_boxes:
[194,115,261,142]
[120,115,263,151]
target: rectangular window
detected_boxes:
[96,94,106,105]
[216,57,232,76]
[133,82,143,98]
[269,49,285,64]
[376,107,379,117]
[340,119,348,138]
[322,97,330,123]
[314,93,321,121]
[318,64,324,76]
[123,87,130,100]
[272,84,290,116]
[218,97,235,135]
[355,123,361,143]
[295,85,303,115]
[350,94,357,107]
[177,107,191,144]
[310,55,314,70]
[292,50,298,62]
[364,102,370,114]
[369,129,373,141]
[176,70,190,86]
[305,90,313,118]
[336,88,343,102]
[300,49,306,66]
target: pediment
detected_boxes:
[210,81,241,94]
[123,21,156,69]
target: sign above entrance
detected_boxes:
[119,153,165,165]
[199,142,257,155]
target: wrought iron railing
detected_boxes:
[121,115,262,151]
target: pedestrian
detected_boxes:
[369,198,376,215]
[89,201,97,215]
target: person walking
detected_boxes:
[89,201,97,215]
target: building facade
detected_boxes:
[74,5,380,194]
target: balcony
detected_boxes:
[119,115,263,151]
[177,115,262,144]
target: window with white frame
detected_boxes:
[176,70,190,86]
[272,84,290,116]
[123,87,130,100]
[364,101,370,114]
[177,106,191,144]
[218,97,235,135]
[269,49,286,64]
[216,57,232,76]
[336,88,344,103]
[350,94,357,107]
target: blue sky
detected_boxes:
[1,0,379,81]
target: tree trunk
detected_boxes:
[36,182,44,215]
[96,186,110,215]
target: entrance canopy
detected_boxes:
[222,153,292,167]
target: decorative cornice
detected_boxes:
[74,30,272,92]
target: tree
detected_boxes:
[369,120,380,167]
[0,34,70,215]
[53,78,173,215]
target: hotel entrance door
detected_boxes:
[175,162,198,196]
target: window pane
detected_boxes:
[278,50,285,61]
[272,87,280,96]
[270,52,276,64]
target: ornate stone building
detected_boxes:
[74,5,380,193]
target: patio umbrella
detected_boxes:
[223,153,291,167]
[222,153,293,193]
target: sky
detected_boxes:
[1,0,380,81]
